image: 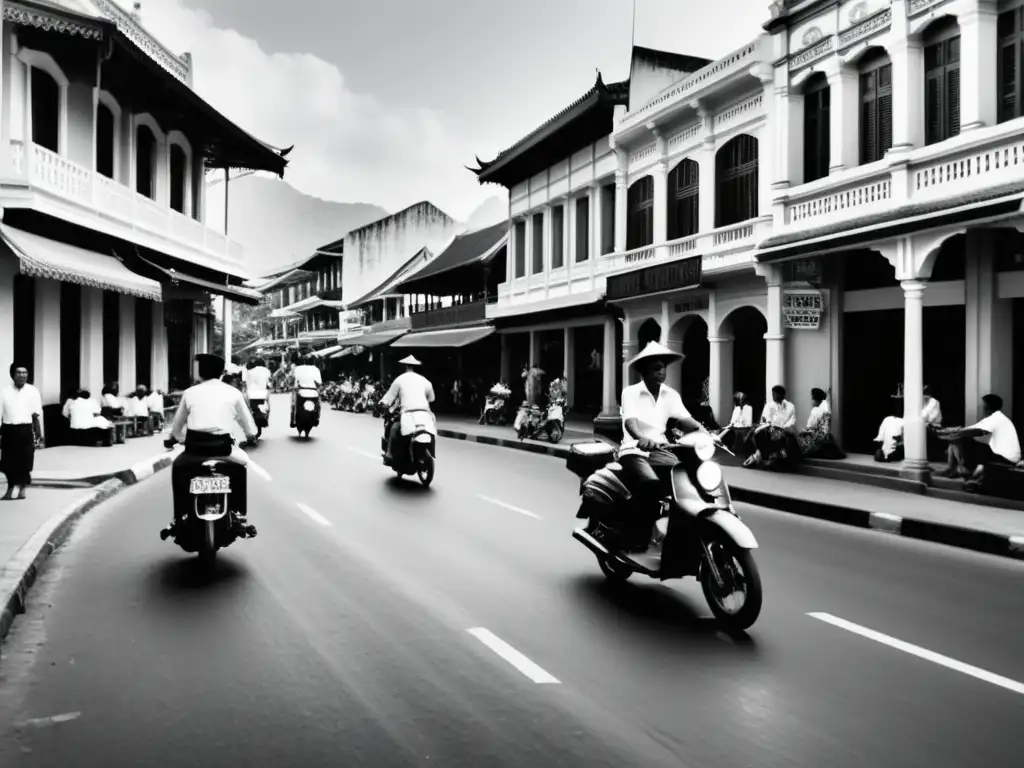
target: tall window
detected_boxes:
[514,220,526,277]
[600,185,615,254]
[859,51,893,164]
[803,74,831,182]
[30,68,59,153]
[96,104,115,179]
[169,144,187,213]
[667,159,699,240]
[626,176,654,250]
[715,135,759,227]
[136,125,156,199]
[575,196,590,262]
[998,8,1024,123]
[532,213,544,274]
[551,205,564,269]
[924,20,961,145]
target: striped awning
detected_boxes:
[390,325,495,348]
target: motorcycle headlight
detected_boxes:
[695,461,723,492]
[693,434,717,462]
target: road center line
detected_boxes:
[347,446,380,460]
[467,628,560,684]
[246,459,272,482]
[297,503,331,527]
[808,612,1024,696]
[16,712,81,728]
[477,495,542,520]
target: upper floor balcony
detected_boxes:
[410,301,487,330]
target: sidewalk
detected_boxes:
[434,414,1024,561]
[3,433,172,489]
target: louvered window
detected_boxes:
[532,213,544,274]
[998,8,1024,123]
[551,205,565,269]
[803,75,831,182]
[627,176,654,250]
[514,220,526,277]
[667,159,699,240]
[575,196,590,262]
[924,24,961,145]
[859,54,893,164]
[715,135,759,227]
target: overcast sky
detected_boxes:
[141,0,771,220]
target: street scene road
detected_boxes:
[0,397,1021,767]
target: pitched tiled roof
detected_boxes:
[397,222,507,291]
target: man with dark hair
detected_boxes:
[290,354,322,428]
[941,393,1021,480]
[163,353,259,539]
[1,363,43,500]
[745,384,797,469]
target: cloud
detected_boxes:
[136,0,492,219]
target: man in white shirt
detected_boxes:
[290,355,323,428]
[745,385,798,469]
[1,363,43,500]
[164,354,259,540]
[941,393,1021,480]
[245,356,273,429]
[619,341,706,552]
[380,355,436,464]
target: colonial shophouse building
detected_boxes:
[756,0,1024,479]
[0,0,287,442]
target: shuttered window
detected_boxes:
[998,8,1024,123]
[925,24,961,145]
[575,196,590,262]
[667,159,699,240]
[859,54,893,164]
[803,75,831,182]
[715,135,759,227]
[514,220,526,277]
[551,205,565,269]
[626,176,654,250]
[532,213,544,274]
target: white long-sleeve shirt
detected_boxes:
[171,379,257,444]
[805,401,831,432]
[760,400,797,432]
[728,404,753,428]
[1,384,42,425]
[874,416,904,458]
[381,371,435,413]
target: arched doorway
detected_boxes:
[722,307,767,420]
[669,315,709,412]
[637,318,660,349]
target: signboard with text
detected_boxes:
[606,256,702,301]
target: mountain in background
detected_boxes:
[465,196,507,231]
[205,175,388,278]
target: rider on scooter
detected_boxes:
[290,354,323,428]
[619,341,709,552]
[162,353,259,540]
[380,355,435,464]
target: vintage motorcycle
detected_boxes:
[513,395,566,443]
[481,382,512,425]
[566,431,762,632]
[380,406,436,486]
[294,389,320,437]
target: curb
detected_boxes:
[436,428,1024,563]
[0,452,174,645]
[29,451,175,490]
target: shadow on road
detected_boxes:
[146,555,250,597]
[382,475,433,496]
[569,575,760,653]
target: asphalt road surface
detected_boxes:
[1,397,1021,767]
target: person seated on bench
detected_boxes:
[147,388,166,431]
[939,393,1021,481]
[67,390,114,446]
[744,385,799,470]
[799,388,845,459]
[718,391,753,453]
[873,395,905,463]
[922,384,945,460]
[100,383,124,420]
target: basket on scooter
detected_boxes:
[566,441,616,478]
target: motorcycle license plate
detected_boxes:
[413,433,432,444]
[189,476,231,495]
[303,401,315,412]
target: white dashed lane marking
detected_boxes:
[297,503,331,527]
[467,628,560,684]
[477,495,542,520]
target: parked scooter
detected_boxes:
[294,389,320,437]
[380,406,436,486]
[513,394,566,443]
[481,382,512,425]
[566,431,762,632]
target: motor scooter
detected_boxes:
[513,394,566,443]
[380,406,436,486]
[294,388,320,437]
[250,398,270,439]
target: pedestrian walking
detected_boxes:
[1,362,43,500]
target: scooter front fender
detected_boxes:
[702,509,758,549]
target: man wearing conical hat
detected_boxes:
[619,340,708,551]
[380,355,435,464]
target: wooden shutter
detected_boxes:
[860,70,878,163]
[998,9,1023,123]
[575,197,589,263]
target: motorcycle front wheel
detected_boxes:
[198,521,217,568]
[700,539,762,632]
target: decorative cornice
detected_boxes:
[788,35,834,71]
[838,7,892,49]
[18,256,162,302]
[91,0,189,83]
[908,0,944,15]
[4,4,105,40]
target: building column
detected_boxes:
[524,213,534,290]
[828,66,859,174]
[151,301,168,392]
[0,253,16,373]
[650,126,668,245]
[600,315,617,415]
[506,218,515,285]
[708,336,733,427]
[563,197,573,280]
[80,287,104,394]
[889,38,925,151]
[34,279,61,404]
[901,280,928,479]
[763,266,785,403]
[542,203,552,294]
[223,297,233,361]
[697,142,716,233]
[959,8,998,132]
[964,231,1013,422]
[529,329,539,367]
[563,326,575,408]
[613,150,627,253]
[119,294,136,388]
[499,333,510,381]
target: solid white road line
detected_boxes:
[297,503,332,527]
[347,446,381,460]
[477,495,542,520]
[247,459,272,482]
[15,712,82,728]
[466,628,560,684]
[808,612,1024,696]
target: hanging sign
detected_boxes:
[606,255,702,300]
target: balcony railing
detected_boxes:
[9,140,244,266]
[410,301,487,330]
[367,316,411,332]
[778,121,1024,231]
[602,218,769,275]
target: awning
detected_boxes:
[330,346,361,359]
[340,329,407,347]
[313,345,342,357]
[2,225,162,301]
[391,325,495,348]
[141,260,264,305]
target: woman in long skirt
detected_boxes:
[1,363,43,500]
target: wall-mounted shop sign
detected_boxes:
[673,296,710,314]
[607,256,702,301]
[783,289,825,329]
